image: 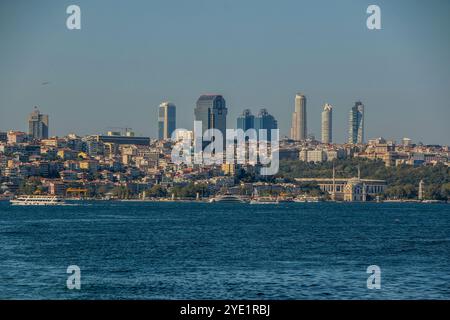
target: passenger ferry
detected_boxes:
[209,194,247,203]
[10,195,67,206]
[250,197,279,205]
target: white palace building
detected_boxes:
[294,176,386,202]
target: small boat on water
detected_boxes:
[250,197,279,205]
[277,197,295,203]
[249,188,279,204]
[421,200,447,204]
[293,196,320,203]
[10,195,67,206]
[209,194,247,203]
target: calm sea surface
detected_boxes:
[0,201,449,300]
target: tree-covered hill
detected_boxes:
[277,158,450,200]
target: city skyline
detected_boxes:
[3,94,447,147]
[1,0,449,304]
[0,0,449,144]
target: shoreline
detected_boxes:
[7,198,445,204]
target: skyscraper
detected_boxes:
[255,108,278,141]
[321,103,333,144]
[290,93,307,141]
[158,102,176,140]
[194,94,228,136]
[236,109,254,131]
[28,106,49,140]
[348,101,364,144]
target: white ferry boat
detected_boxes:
[10,195,67,206]
[209,194,247,203]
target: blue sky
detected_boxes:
[0,0,449,144]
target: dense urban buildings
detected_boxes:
[348,101,364,144]
[0,95,448,203]
[321,103,333,144]
[28,107,49,140]
[158,102,176,140]
[0,132,7,143]
[290,93,307,141]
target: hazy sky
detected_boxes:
[0,0,449,144]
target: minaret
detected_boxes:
[418,180,424,201]
[332,164,336,201]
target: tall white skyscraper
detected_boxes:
[290,93,307,140]
[321,103,333,144]
[348,101,364,144]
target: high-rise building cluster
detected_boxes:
[160,94,278,143]
[237,108,278,141]
[18,92,366,147]
[157,92,365,145]
[288,93,364,145]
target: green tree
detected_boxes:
[147,185,168,198]
[112,186,131,199]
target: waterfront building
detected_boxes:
[158,102,176,140]
[28,107,49,140]
[348,101,364,144]
[290,93,307,141]
[321,103,333,144]
[343,178,367,202]
[295,177,386,202]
